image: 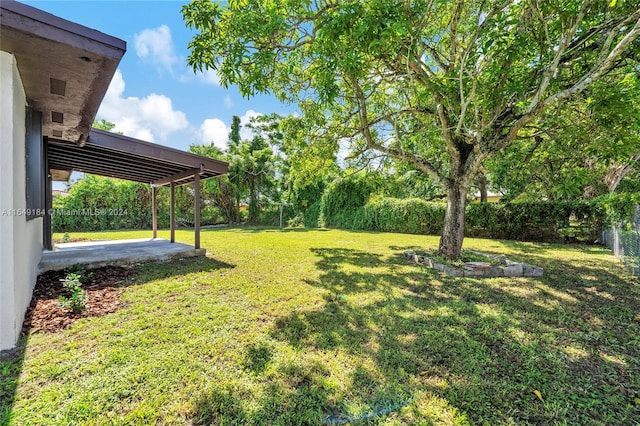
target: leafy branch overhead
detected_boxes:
[183,0,640,258]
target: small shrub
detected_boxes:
[287,214,305,228]
[58,272,88,314]
[61,232,71,243]
[67,264,94,284]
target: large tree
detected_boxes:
[489,67,640,201]
[183,0,640,258]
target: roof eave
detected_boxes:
[0,0,126,144]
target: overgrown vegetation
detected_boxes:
[1,228,638,424]
[418,249,503,268]
[314,175,638,243]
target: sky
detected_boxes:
[23,0,298,152]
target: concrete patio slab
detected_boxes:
[39,238,206,273]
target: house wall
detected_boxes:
[472,195,502,203]
[0,51,43,351]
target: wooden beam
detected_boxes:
[170,181,175,243]
[153,167,203,187]
[194,173,200,249]
[152,185,158,239]
[88,128,228,175]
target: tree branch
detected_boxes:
[525,1,589,115]
[507,11,640,147]
[605,150,640,192]
[346,74,445,185]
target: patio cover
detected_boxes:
[46,128,228,251]
[48,128,228,186]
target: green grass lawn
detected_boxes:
[1,228,639,425]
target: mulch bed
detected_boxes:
[22,266,135,334]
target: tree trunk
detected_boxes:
[438,180,470,260]
[478,174,488,203]
[234,192,241,224]
[248,181,258,223]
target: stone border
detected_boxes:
[403,250,543,278]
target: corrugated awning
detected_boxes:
[48,128,228,186]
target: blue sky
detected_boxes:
[24,0,298,151]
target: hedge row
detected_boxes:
[324,197,603,242]
[315,182,639,243]
[53,175,224,232]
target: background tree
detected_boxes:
[229,135,275,223]
[490,67,640,201]
[184,0,640,258]
[189,143,239,224]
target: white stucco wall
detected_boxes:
[0,51,43,351]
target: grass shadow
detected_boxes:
[244,343,274,374]
[267,245,640,424]
[0,255,234,424]
[131,255,235,285]
[0,338,28,425]
[192,361,332,425]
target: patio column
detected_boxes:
[170,181,175,243]
[152,185,157,239]
[194,173,200,249]
[43,137,53,250]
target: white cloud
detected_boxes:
[197,69,221,86]
[223,94,233,108]
[198,118,229,149]
[196,109,263,150]
[134,25,223,87]
[97,70,188,142]
[134,25,178,73]
[239,109,262,141]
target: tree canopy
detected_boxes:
[490,67,640,201]
[183,0,640,258]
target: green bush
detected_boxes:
[287,214,305,228]
[303,199,321,228]
[53,175,227,232]
[316,189,619,243]
[363,197,446,234]
[256,206,296,227]
[319,173,380,228]
[599,192,640,224]
[464,201,603,242]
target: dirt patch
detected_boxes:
[23,266,134,334]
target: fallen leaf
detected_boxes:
[533,389,544,402]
